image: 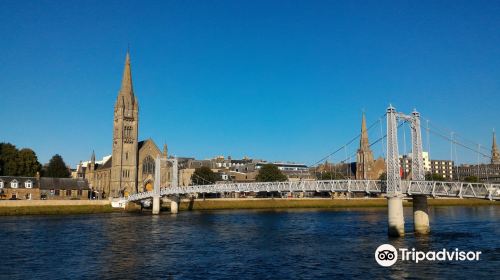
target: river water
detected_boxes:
[0,206,498,279]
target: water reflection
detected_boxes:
[0,206,498,279]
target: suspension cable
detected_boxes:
[310,113,387,167]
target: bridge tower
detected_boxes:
[386,105,430,237]
[410,110,430,235]
[151,155,179,215]
[386,105,405,237]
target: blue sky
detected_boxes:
[0,0,499,167]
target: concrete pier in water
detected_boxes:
[170,199,179,214]
[387,196,405,237]
[152,196,160,215]
[413,195,430,235]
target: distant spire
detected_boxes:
[91,150,96,163]
[492,129,500,164]
[360,112,370,149]
[119,50,134,96]
[163,143,168,157]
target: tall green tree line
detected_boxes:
[0,143,41,176]
[0,142,70,178]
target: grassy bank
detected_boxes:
[0,205,115,216]
[178,198,499,211]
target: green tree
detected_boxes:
[256,164,288,182]
[316,171,345,180]
[45,154,70,178]
[17,148,41,176]
[463,176,479,183]
[191,166,221,185]
[425,173,445,181]
[378,172,387,180]
[0,143,20,176]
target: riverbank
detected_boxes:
[0,198,498,215]
[0,200,114,216]
[177,198,499,211]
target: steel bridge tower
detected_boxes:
[386,105,430,237]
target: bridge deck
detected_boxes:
[127,180,500,202]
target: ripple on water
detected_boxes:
[0,206,498,279]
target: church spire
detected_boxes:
[360,112,370,149]
[491,129,500,164]
[91,150,95,163]
[163,143,168,157]
[119,51,134,96]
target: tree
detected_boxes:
[0,143,20,176]
[316,171,345,180]
[256,164,288,182]
[191,166,221,185]
[425,173,445,181]
[378,172,387,180]
[45,154,70,178]
[17,148,41,176]
[0,143,42,176]
[464,176,479,183]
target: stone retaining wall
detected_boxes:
[0,200,110,207]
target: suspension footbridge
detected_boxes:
[120,105,500,237]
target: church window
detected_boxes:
[126,152,128,160]
[0,181,3,188]
[25,180,33,188]
[11,180,18,189]
[143,156,155,175]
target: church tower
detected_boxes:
[491,130,500,165]
[111,52,139,197]
[356,112,374,179]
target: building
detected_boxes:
[0,176,40,200]
[0,175,90,200]
[456,164,500,183]
[453,131,500,183]
[400,152,454,180]
[430,160,454,180]
[255,162,313,180]
[39,178,90,200]
[78,52,171,198]
[355,113,385,180]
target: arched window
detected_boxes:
[143,156,155,175]
[25,180,33,189]
[11,180,18,189]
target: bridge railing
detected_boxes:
[127,180,384,202]
[126,179,500,202]
[403,181,500,200]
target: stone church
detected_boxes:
[355,113,386,180]
[80,52,171,198]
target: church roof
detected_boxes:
[138,140,146,150]
[96,156,112,170]
[138,138,160,152]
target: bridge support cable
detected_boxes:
[423,117,493,162]
[309,113,387,168]
[426,127,491,160]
